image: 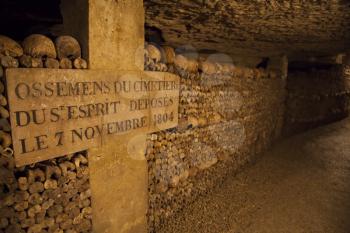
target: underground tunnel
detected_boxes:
[0,1,350,233]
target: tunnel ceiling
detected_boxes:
[145,0,350,60]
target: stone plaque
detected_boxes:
[6,69,179,166]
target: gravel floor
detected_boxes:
[158,118,350,233]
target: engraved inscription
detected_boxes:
[6,69,179,166]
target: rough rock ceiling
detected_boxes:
[145,0,350,60]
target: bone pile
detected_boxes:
[144,43,286,232]
[0,34,87,70]
[0,34,92,233]
[0,153,92,233]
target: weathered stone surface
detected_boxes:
[145,1,350,59]
[88,0,144,71]
[85,1,149,233]
[6,69,179,167]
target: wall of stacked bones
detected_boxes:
[0,35,91,233]
[143,43,286,232]
[284,63,350,135]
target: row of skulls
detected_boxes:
[0,34,87,69]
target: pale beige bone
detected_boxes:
[19,217,35,229]
[82,206,92,219]
[0,130,11,148]
[66,228,78,233]
[28,182,44,194]
[45,166,62,180]
[0,106,10,118]
[174,54,188,70]
[0,95,7,106]
[44,179,58,190]
[55,36,81,60]
[19,55,33,68]
[144,48,149,58]
[146,44,161,63]
[27,223,43,233]
[144,48,154,67]
[73,154,88,169]
[55,213,69,224]
[14,201,29,211]
[76,219,92,232]
[20,55,44,68]
[59,161,75,176]
[215,62,223,74]
[162,46,176,64]
[28,193,43,205]
[22,34,57,58]
[32,58,43,68]
[42,217,55,229]
[67,171,77,181]
[18,177,29,191]
[45,58,60,69]
[233,66,243,77]
[0,55,19,68]
[160,63,168,72]
[27,204,42,218]
[187,59,199,73]
[199,61,216,74]
[35,213,46,226]
[0,35,23,57]
[169,175,180,188]
[73,58,88,69]
[79,189,91,201]
[28,169,45,184]
[76,166,89,179]
[13,191,29,203]
[59,58,72,69]
[60,219,73,230]
[41,199,54,211]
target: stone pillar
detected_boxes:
[88,134,148,233]
[61,1,147,232]
[61,0,144,71]
[88,0,144,71]
[87,1,147,233]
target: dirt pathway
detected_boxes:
[158,118,350,233]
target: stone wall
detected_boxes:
[144,44,286,232]
[283,62,350,136]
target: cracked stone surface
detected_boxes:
[145,0,350,60]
